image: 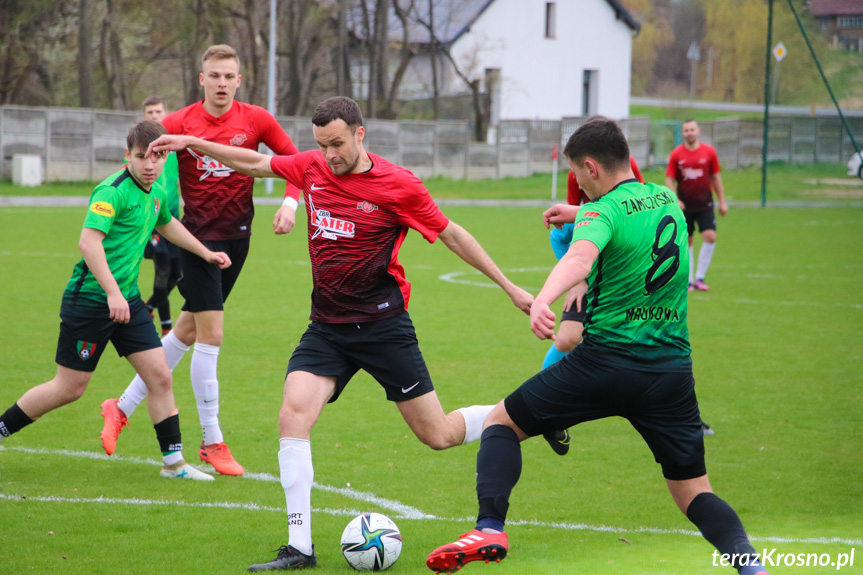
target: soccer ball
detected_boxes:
[340,512,402,571]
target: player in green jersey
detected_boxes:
[0,121,231,482]
[428,117,769,575]
[141,95,182,336]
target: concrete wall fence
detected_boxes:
[0,105,858,183]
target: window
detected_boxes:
[582,70,598,116]
[545,2,556,39]
[839,15,863,29]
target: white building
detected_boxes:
[351,0,640,121]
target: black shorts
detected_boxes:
[55,297,162,372]
[684,209,717,236]
[560,292,586,323]
[505,346,705,480]
[287,311,435,403]
[179,237,249,312]
[144,231,181,261]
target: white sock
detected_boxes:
[688,246,695,283]
[118,331,190,417]
[162,451,183,466]
[456,405,495,444]
[696,242,715,281]
[279,438,314,556]
[191,343,222,445]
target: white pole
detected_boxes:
[265,0,277,194]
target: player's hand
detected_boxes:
[530,301,556,340]
[146,135,192,157]
[718,200,728,216]
[273,205,296,235]
[562,281,587,313]
[678,199,687,212]
[206,251,232,269]
[508,286,534,315]
[107,293,130,324]
[543,204,580,229]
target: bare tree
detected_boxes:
[78,0,94,107]
[414,11,489,140]
[381,0,417,119]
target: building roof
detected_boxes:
[808,0,863,17]
[349,0,640,44]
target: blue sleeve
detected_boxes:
[549,223,574,261]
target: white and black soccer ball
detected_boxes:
[340,512,402,571]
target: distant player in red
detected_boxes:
[101,45,301,477]
[666,119,727,292]
[147,96,534,571]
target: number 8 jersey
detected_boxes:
[570,179,692,371]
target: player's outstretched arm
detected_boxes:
[438,221,534,314]
[155,218,232,269]
[542,204,581,229]
[147,135,277,179]
[78,228,129,324]
[531,241,597,340]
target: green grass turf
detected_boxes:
[0,201,861,574]
[3,160,861,206]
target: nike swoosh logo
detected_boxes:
[401,381,420,394]
[310,183,325,191]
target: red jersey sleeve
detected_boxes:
[707,146,721,175]
[566,171,578,205]
[665,148,680,180]
[270,151,317,189]
[630,156,644,183]
[393,176,449,243]
[251,108,302,202]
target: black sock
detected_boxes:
[153,413,182,455]
[0,403,35,437]
[476,424,522,529]
[687,492,762,572]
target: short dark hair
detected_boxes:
[563,116,630,172]
[682,118,698,126]
[141,95,165,111]
[127,120,167,152]
[312,96,364,130]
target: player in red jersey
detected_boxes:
[100,45,301,476]
[148,96,534,570]
[666,119,727,293]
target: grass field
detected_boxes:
[1,190,861,573]
[1,161,861,206]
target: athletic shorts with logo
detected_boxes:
[287,311,434,403]
[505,345,706,480]
[55,297,162,372]
[684,208,716,236]
[179,237,249,312]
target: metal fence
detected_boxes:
[1,105,858,183]
[653,116,863,170]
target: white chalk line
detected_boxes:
[438,269,863,310]
[1,446,859,546]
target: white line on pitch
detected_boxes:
[1,491,858,548]
[438,270,863,310]
[1,445,434,520]
[4,446,860,546]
